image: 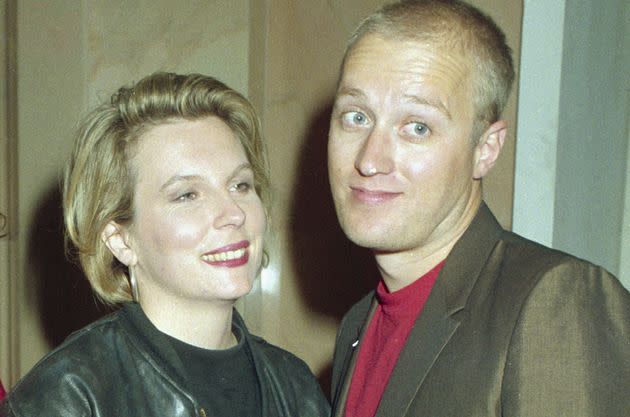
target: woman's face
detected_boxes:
[119,116,266,307]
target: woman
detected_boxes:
[0,72,329,417]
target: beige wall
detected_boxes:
[1,0,522,391]
[1,0,18,388]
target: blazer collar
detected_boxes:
[437,202,504,313]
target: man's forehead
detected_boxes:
[344,34,471,79]
[339,35,473,111]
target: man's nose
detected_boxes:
[354,126,395,176]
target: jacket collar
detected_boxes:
[120,303,256,397]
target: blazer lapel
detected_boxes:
[374,275,462,417]
[333,299,378,417]
[375,203,504,417]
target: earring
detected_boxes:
[129,268,140,302]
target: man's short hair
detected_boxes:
[63,72,270,305]
[342,0,515,140]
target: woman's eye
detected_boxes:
[341,111,369,126]
[175,191,197,202]
[402,122,430,138]
[232,182,253,193]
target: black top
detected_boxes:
[167,326,260,417]
[129,307,261,417]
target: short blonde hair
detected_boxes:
[63,72,270,305]
[342,0,515,140]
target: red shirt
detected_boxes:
[0,378,6,401]
[344,261,444,417]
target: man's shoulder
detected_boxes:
[491,229,629,306]
[500,229,571,269]
[499,229,609,278]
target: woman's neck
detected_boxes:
[139,296,237,350]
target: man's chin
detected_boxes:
[343,228,402,252]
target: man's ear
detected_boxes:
[101,221,137,267]
[473,120,507,179]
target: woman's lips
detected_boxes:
[202,240,250,267]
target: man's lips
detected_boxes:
[350,186,402,203]
[202,240,250,266]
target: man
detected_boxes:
[327,1,630,416]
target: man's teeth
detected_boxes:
[202,248,246,263]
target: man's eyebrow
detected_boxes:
[335,87,368,100]
[336,87,452,120]
[404,94,452,120]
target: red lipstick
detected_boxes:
[202,240,250,267]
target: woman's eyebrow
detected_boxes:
[159,174,203,191]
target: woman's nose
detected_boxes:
[213,197,246,229]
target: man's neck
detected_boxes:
[375,195,481,292]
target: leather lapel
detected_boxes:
[375,203,504,417]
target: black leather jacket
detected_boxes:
[0,303,329,417]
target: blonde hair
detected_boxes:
[342,0,515,140]
[63,72,270,305]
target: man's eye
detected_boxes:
[341,111,369,126]
[402,122,430,138]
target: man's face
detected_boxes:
[328,34,485,257]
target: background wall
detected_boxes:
[0,0,18,392]
[1,0,522,391]
[514,0,630,287]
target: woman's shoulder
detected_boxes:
[39,308,126,362]
[248,333,309,367]
[3,309,128,413]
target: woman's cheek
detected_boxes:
[162,213,208,247]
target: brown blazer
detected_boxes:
[331,203,630,417]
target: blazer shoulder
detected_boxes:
[503,229,621,274]
[501,239,630,415]
[496,230,612,287]
[500,230,571,271]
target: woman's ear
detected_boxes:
[101,221,137,267]
[473,120,507,179]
